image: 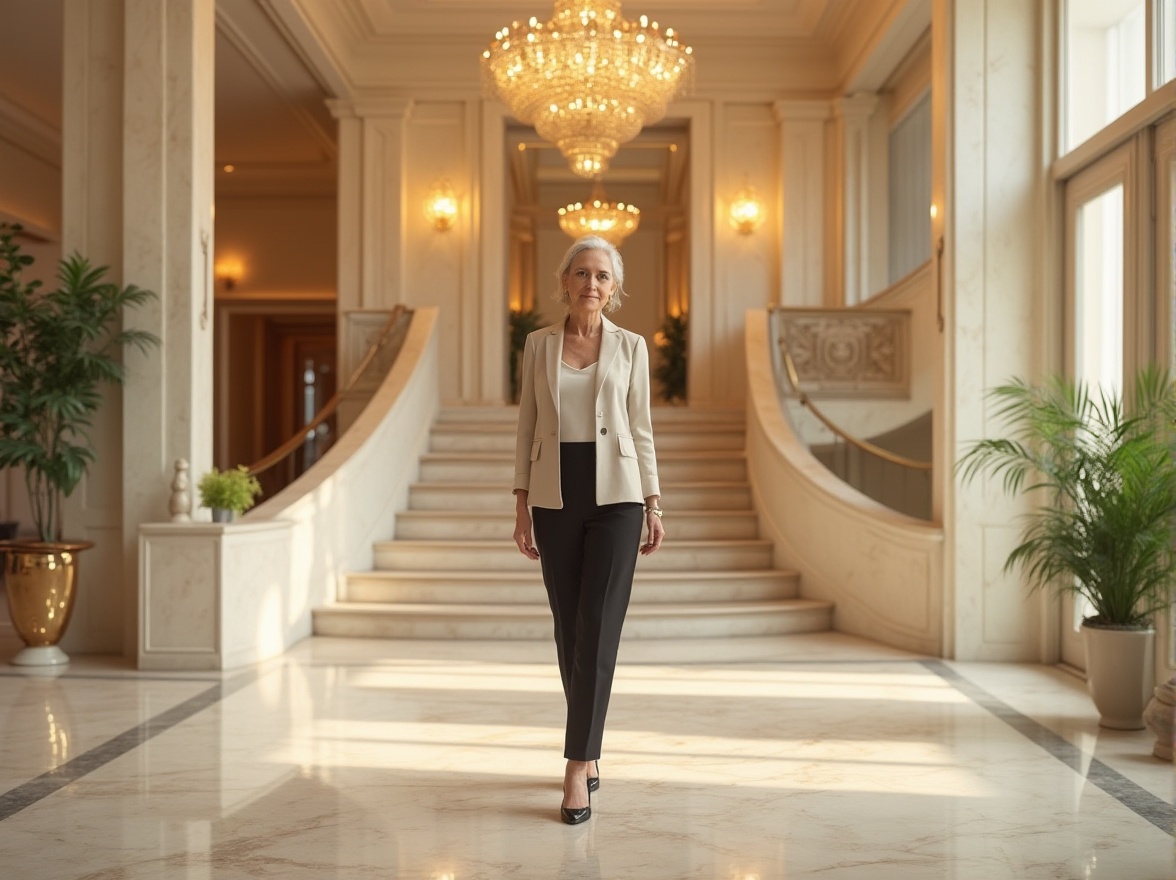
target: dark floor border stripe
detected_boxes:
[0,670,257,822]
[922,659,1175,836]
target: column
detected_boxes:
[329,97,414,314]
[328,98,413,409]
[60,0,215,656]
[120,0,216,657]
[938,0,1047,661]
[774,100,831,307]
[831,93,879,306]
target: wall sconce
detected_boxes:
[214,257,244,291]
[425,179,458,231]
[729,179,765,235]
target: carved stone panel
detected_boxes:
[775,308,909,398]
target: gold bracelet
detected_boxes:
[644,506,663,518]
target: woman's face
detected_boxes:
[563,249,617,316]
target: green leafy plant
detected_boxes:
[0,224,159,542]
[654,313,687,402]
[509,307,544,402]
[197,465,263,514]
[957,367,1176,627]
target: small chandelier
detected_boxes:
[558,180,640,246]
[482,0,693,178]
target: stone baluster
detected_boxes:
[169,459,192,523]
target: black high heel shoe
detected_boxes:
[560,772,592,825]
[587,760,600,793]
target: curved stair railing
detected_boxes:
[138,307,441,671]
[769,261,936,520]
[247,305,411,499]
[776,343,933,520]
[745,258,944,656]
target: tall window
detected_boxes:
[1074,185,1125,395]
[1064,0,1146,150]
[1163,0,1176,85]
[888,92,932,284]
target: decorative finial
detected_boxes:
[170,459,192,523]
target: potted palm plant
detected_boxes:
[0,223,159,666]
[958,368,1176,729]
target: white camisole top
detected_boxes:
[559,361,597,442]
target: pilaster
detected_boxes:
[774,100,831,307]
[832,93,879,306]
[329,97,414,312]
[59,0,216,658]
[121,0,216,657]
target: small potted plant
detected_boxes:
[958,367,1176,730]
[197,465,262,522]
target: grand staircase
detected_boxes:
[312,407,834,639]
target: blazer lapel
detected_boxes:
[545,323,564,412]
[594,316,622,402]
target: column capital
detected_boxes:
[328,96,414,121]
[832,92,879,120]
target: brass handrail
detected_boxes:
[779,347,933,472]
[248,305,408,476]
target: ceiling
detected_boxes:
[0,0,926,208]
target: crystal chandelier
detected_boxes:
[482,0,693,178]
[558,179,640,245]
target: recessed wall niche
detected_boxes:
[505,122,691,403]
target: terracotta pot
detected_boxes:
[1082,622,1155,730]
[1,540,94,667]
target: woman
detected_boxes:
[512,235,666,825]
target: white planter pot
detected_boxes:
[1082,623,1155,730]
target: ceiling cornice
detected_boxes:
[216,8,338,160]
[0,93,60,167]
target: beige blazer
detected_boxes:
[513,316,660,509]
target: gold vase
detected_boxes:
[2,540,94,667]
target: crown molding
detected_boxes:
[217,6,338,159]
[0,94,60,167]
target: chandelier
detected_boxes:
[481,0,693,178]
[558,179,640,246]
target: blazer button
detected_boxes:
[600,427,607,435]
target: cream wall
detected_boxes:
[214,197,336,296]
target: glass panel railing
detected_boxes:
[770,308,933,520]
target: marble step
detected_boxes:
[372,539,774,572]
[343,568,799,604]
[394,509,760,541]
[408,481,752,511]
[429,423,746,453]
[418,451,747,484]
[312,598,833,640]
[436,406,745,428]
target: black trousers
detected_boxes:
[532,442,643,761]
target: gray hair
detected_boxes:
[552,235,627,314]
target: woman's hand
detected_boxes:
[513,492,540,560]
[640,498,664,556]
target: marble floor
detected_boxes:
[0,633,1173,880]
